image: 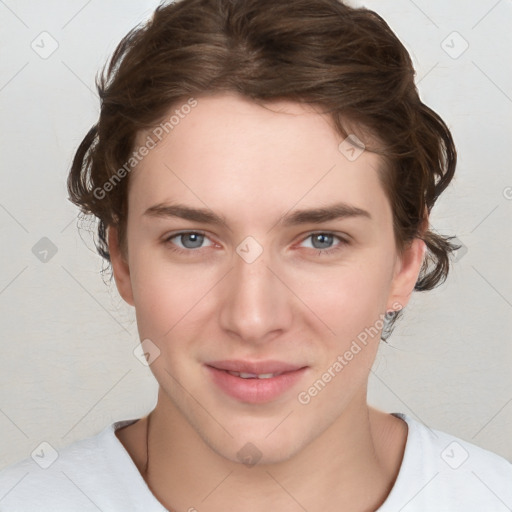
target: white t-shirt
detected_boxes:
[0,412,511,511]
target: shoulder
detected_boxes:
[1,437,87,510]
[379,413,512,511]
[0,419,162,512]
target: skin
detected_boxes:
[109,92,426,512]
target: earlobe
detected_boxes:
[386,237,426,312]
[107,226,135,306]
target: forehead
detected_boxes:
[129,92,390,227]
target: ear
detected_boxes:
[386,236,426,313]
[108,226,135,306]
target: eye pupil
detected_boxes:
[312,233,333,249]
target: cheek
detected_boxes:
[291,256,394,343]
[129,251,219,342]
[292,264,393,412]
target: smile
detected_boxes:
[205,363,308,403]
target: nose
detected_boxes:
[218,243,293,344]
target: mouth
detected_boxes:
[205,360,308,403]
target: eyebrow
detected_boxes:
[144,203,228,225]
[143,201,371,226]
[281,202,371,225]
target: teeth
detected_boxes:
[227,371,281,379]
[239,372,259,378]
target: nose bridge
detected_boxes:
[219,241,291,341]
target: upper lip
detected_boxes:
[206,360,306,374]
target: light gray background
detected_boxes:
[0,0,511,470]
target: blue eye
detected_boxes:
[308,233,335,249]
[300,232,347,253]
[166,231,213,250]
[162,230,348,258]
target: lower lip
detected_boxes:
[205,365,308,404]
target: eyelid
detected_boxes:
[164,229,215,247]
[164,229,201,240]
[294,232,349,258]
[296,231,349,246]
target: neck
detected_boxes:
[139,391,406,512]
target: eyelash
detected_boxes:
[162,231,349,257]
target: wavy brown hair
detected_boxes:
[67,0,460,340]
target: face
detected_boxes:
[110,92,424,465]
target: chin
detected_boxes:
[222,436,305,467]
[209,419,311,467]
